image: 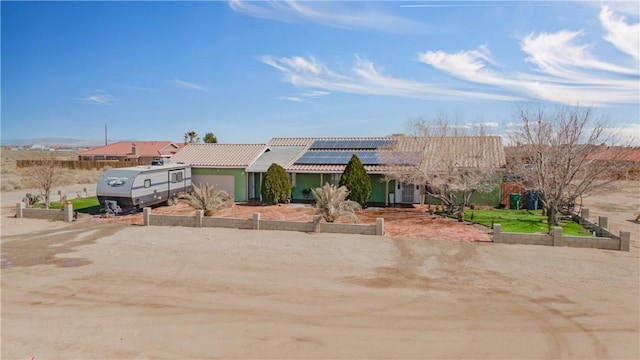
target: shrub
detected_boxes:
[311,183,361,223]
[261,163,291,204]
[339,154,371,206]
[179,183,233,216]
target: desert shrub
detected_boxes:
[311,183,361,223]
[261,163,291,204]
[179,183,233,216]
[339,154,371,206]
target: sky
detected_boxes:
[1,0,639,145]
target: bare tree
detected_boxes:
[382,117,503,214]
[22,151,61,209]
[507,104,633,230]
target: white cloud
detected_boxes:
[228,0,424,32]
[174,78,208,92]
[261,54,516,102]
[279,90,330,103]
[75,90,114,104]
[261,4,638,108]
[599,5,640,60]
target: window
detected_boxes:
[289,173,297,187]
[171,172,183,183]
[330,173,341,185]
[144,179,151,188]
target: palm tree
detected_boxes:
[311,183,361,223]
[183,131,200,144]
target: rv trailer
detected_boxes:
[97,164,192,215]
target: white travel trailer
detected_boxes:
[96,164,192,214]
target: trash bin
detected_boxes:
[509,193,521,210]
[525,192,539,210]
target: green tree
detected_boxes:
[203,132,218,143]
[311,183,361,223]
[261,163,291,204]
[183,131,200,144]
[339,154,371,206]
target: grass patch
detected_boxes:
[47,196,101,214]
[460,209,592,236]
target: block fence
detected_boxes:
[15,202,74,222]
[143,207,384,236]
[493,224,630,251]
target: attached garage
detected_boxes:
[191,174,235,197]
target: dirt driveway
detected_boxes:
[1,218,638,359]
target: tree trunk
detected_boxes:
[546,206,557,233]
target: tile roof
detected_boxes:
[586,147,640,162]
[246,146,307,172]
[285,164,388,174]
[385,136,505,169]
[170,143,267,168]
[78,141,182,157]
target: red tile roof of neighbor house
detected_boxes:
[586,147,640,162]
[78,141,183,157]
[170,143,268,167]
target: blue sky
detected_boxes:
[1,1,638,145]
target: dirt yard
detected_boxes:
[1,180,639,359]
[99,202,492,242]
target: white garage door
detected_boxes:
[191,175,235,198]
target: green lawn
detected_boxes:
[459,209,592,236]
[47,196,102,214]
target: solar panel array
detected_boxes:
[309,139,393,150]
[295,151,381,165]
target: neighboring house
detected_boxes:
[78,141,182,165]
[586,147,640,180]
[169,143,267,201]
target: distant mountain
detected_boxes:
[1,138,105,147]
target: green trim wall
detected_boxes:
[290,173,391,204]
[192,167,247,201]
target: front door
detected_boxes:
[399,182,417,203]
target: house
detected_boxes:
[169,135,506,206]
[169,143,267,201]
[585,147,640,180]
[78,141,182,165]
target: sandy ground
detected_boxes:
[1,182,639,359]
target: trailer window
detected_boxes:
[144,179,151,188]
[171,172,183,183]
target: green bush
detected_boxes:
[339,154,371,206]
[261,163,291,204]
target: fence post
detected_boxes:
[376,218,384,236]
[553,227,563,247]
[196,210,203,228]
[253,213,260,230]
[620,231,630,251]
[313,215,322,233]
[63,202,73,222]
[493,224,502,243]
[598,216,608,230]
[16,202,24,218]
[580,208,590,224]
[143,207,151,226]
